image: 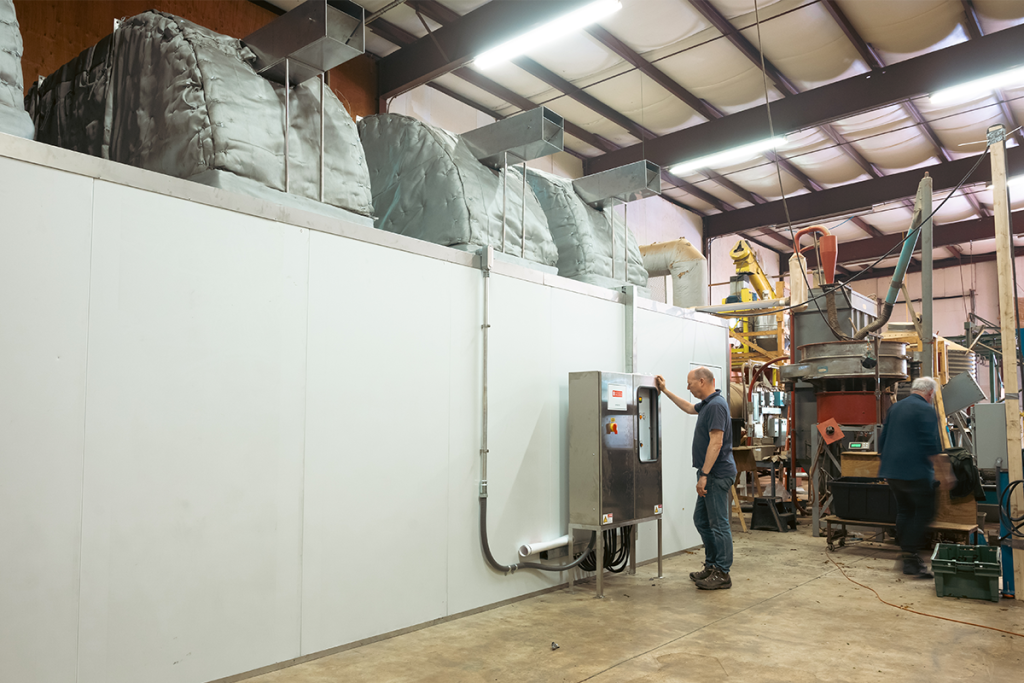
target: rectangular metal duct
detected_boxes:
[243,0,365,86]
[573,160,661,208]
[460,107,564,168]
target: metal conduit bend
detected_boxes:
[479,498,596,574]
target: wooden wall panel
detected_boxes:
[13,0,377,118]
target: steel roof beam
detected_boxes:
[793,211,1024,268]
[705,145,1024,237]
[845,245,1024,280]
[584,24,724,121]
[585,22,1024,174]
[377,1,591,99]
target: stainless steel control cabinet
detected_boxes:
[568,371,663,527]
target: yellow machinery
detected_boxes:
[724,240,787,368]
[729,240,775,302]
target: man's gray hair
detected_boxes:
[911,376,939,394]
[693,367,715,383]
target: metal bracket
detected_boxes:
[988,125,1006,145]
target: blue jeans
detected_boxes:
[694,473,733,573]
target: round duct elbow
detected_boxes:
[639,239,708,308]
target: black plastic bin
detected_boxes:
[830,477,898,523]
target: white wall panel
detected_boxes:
[77,182,309,683]
[1,142,728,683]
[549,288,625,538]
[301,233,451,653]
[0,158,92,683]
[446,275,561,614]
[635,309,729,560]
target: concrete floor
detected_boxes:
[241,521,1024,683]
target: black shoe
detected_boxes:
[695,568,732,590]
[689,565,713,582]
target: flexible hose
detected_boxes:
[479,497,596,574]
[746,355,789,402]
[998,479,1024,543]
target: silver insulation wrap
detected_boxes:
[526,168,648,287]
[0,0,33,138]
[25,10,372,216]
[358,114,559,267]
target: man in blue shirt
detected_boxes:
[878,376,952,578]
[657,367,737,590]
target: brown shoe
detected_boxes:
[695,568,732,590]
[689,565,713,582]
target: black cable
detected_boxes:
[998,479,1024,543]
[577,525,633,573]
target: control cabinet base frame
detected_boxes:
[567,515,663,598]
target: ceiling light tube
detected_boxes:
[474,0,622,70]
[987,175,1024,191]
[930,65,1024,104]
[669,137,787,176]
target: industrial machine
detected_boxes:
[725,240,786,363]
[567,371,664,596]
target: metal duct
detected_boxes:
[24,10,373,216]
[640,239,708,307]
[0,0,33,138]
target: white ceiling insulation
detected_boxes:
[264,0,1024,266]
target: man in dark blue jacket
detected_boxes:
[878,376,952,577]
[657,367,736,590]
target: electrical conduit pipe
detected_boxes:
[477,247,595,574]
[640,239,708,307]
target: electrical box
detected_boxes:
[568,371,663,528]
[974,402,1008,470]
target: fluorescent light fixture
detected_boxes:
[987,175,1024,191]
[474,0,622,70]
[669,137,787,176]
[930,65,1024,104]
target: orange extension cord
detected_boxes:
[827,554,1024,638]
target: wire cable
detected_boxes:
[826,554,1024,639]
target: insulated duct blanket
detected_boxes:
[0,0,33,138]
[24,10,372,216]
[358,114,558,266]
[525,168,647,287]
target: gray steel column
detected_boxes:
[501,151,508,254]
[284,59,290,194]
[596,530,604,598]
[657,518,663,578]
[623,201,628,281]
[319,73,325,202]
[610,202,616,280]
[520,159,527,258]
[567,531,575,593]
[921,175,934,376]
[625,285,637,373]
[628,525,636,575]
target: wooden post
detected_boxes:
[988,124,1024,599]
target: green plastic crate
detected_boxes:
[931,544,1001,603]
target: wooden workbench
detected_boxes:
[823,515,979,551]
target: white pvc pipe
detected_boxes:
[519,534,571,558]
[640,239,708,307]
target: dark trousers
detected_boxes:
[886,478,936,565]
